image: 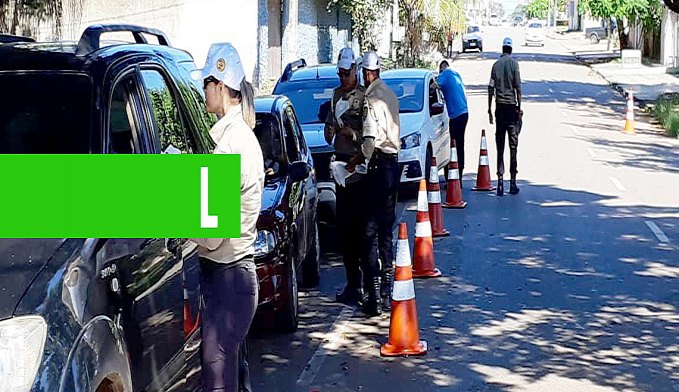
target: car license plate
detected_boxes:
[469,42,476,47]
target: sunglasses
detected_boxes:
[203,76,220,90]
[337,69,352,78]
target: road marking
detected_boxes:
[586,148,598,159]
[645,221,670,243]
[609,177,626,191]
[570,125,580,135]
[296,307,355,387]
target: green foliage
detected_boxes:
[526,0,568,19]
[148,89,187,152]
[653,96,679,138]
[579,0,662,30]
[327,0,392,52]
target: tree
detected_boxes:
[327,0,393,52]
[1,0,65,36]
[526,0,567,19]
[490,1,505,17]
[579,0,662,49]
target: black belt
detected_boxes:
[374,149,398,159]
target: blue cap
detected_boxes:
[503,37,513,47]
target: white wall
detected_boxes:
[661,8,678,66]
[39,0,258,82]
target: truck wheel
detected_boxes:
[590,34,599,44]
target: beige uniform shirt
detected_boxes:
[191,104,264,264]
[325,85,366,156]
[362,78,400,155]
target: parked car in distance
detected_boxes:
[585,20,614,44]
[0,24,219,392]
[381,69,450,185]
[525,21,546,46]
[463,24,483,53]
[252,95,320,333]
[489,14,500,26]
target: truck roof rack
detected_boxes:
[0,34,35,43]
[280,59,307,82]
[76,24,171,56]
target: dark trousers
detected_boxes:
[447,113,468,181]
[336,177,366,289]
[447,41,453,57]
[495,103,519,178]
[200,257,258,392]
[363,152,399,280]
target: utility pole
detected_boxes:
[547,0,551,26]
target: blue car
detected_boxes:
[272,60,343,232]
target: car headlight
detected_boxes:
[0,316,47,392]
[254,230,276,257]
[400,133,421,149]
[463,37,469,42]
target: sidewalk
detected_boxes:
[549,30,679,104]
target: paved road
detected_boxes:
[248,27,679,391]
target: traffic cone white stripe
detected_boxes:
[481,137,488,150]
[450,148,458,162]
[417,191,428,211]
[449,169,460,180]
[429,166,438,182]
[415,221,432,238]
[396,239,412,267]
[427,191,441,204]
[392,279,416,301]
[479,156,490,166]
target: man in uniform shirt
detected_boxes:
[324,47,367,305]
[488,37,522,196]
[347,51,401,316]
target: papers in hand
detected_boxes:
[330,161,367,187]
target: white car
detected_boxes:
[382,69,451,184]
[489,14,500,26]
[525,21,546,46]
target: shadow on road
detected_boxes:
[248,180,678,391]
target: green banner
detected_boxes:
[0,154,241,238]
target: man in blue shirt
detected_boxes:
[438,60,469,184]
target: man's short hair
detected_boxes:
[502,45,513,54]
[439,60,450,68]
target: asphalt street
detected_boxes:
[248,27,679,392]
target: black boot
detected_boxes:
[509,179,520,195]
[497,176,504,196]
[336,286,364,305]
[363,276,382,317]
[381,270,393,311]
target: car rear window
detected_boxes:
[273,79,339,124]
[529,23,543,28]
[383,78,424,114]
[0,73,92,153]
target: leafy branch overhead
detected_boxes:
[327,0,393,52]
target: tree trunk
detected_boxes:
[10,0,20,35]
[607,22,612,51]
[617,17,628,49]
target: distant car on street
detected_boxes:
[463,24,483,53]
[489,14,500,26]
[585,20,615,44]
[525,21,546,47]
[381,69,450,184]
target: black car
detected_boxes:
[0,25,216,392]
[0,33,35,43]
[252,96,319,332]
[272,61,345,248]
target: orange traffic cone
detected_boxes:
[381,222,427,357]
[427,157,450,237]
[413,179,442,278]
[443,140,467,209]
[472,130,495,192]
[623,90,635,134]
